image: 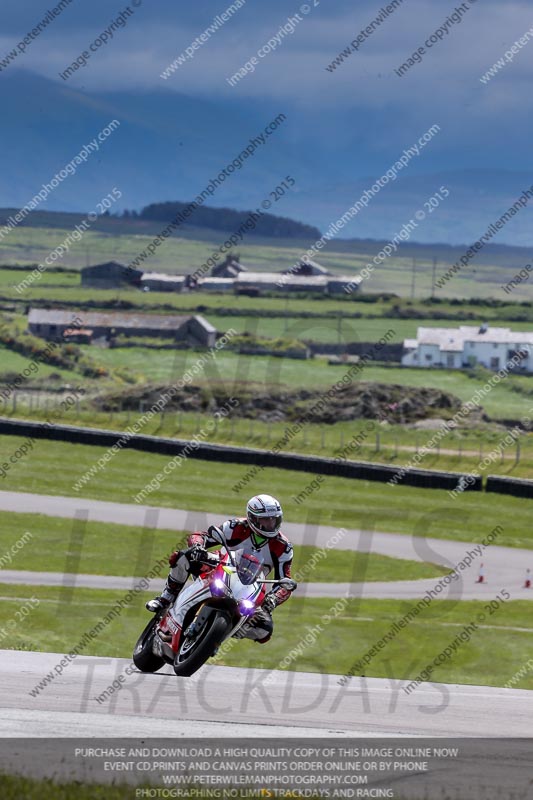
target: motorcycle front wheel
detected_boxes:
[132,616,166,673]
[173,612,231,677]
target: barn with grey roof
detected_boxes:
[27,309,217,347]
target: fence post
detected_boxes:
[12,392,16,413]
[514,437,521,466]
[321,426,325,449]
[375,432,380,453]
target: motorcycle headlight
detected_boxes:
[238,599,256,616]
[211,578,228,598]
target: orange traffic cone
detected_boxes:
[476,563,485,584]
[525,569,531,589]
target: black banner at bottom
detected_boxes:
[0,738,531,799]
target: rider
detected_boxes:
[146,494,294,644]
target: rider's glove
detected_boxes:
[263,593,277,613]
[186,544,208,564]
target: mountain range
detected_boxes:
[2,70,533,247]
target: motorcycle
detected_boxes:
[132,527,297,677]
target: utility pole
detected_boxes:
[410,257,417,300]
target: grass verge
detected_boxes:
[0,511,448,582]
[0,436,531,548]
[2,585,532,689]
[6,405,532,478]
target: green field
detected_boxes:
[0,435,531,547]
[5,262,533,314]
[1,217,533,736]
[2,584,531,689]
[2,221,533,299]
[5,400,533,479]
[1,310,531,422]
[0,345,80,383]
[62,346,531,421]
[0,510,448,583]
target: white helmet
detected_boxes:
[246,494,283,540]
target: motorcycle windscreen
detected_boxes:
[234,550,264,586]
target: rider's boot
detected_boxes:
[146,576,184,612]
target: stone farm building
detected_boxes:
[81,261,142,289]
[27,309,217,347]
[140,273,185,292]
[232,272,359,295]
[402,325,533,372]
[79,258,358,295]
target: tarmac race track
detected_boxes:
[0,490,532,600]
[0,491,532,740]
[1,649,533,738]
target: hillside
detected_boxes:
[1,73,533,246]
[0,212,532,299]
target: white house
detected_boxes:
[402,325,533,372]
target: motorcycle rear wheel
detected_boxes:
[133,616,166,673]
[173,612,231,677]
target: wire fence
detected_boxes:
[0,390,529,472]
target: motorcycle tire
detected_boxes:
[173,612,231,677]
[132,616,166,673]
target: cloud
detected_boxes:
[1,0,533,172]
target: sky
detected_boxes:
[0,0,532,243]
